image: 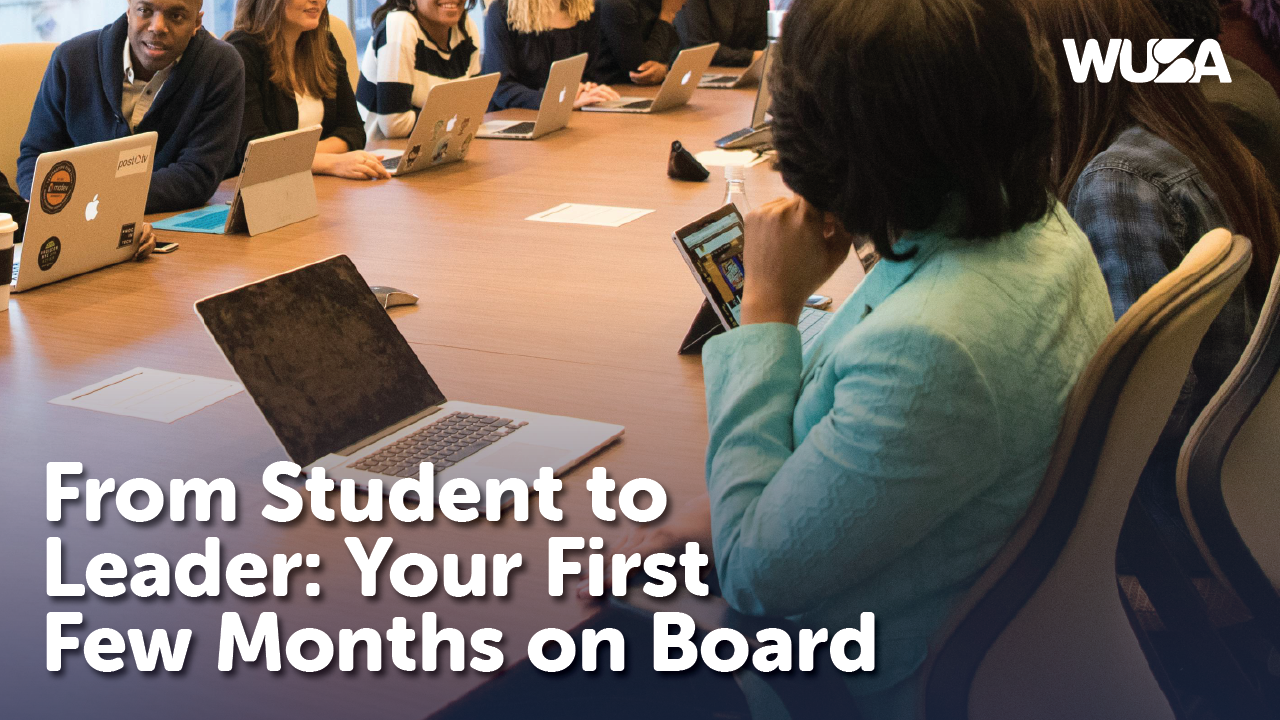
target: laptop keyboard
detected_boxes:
[799,307,831,346]
[381,157,401,170]
[350,412,527,477]
[175,209,229,230]
[622,100,652,110]
[496,121,536,135]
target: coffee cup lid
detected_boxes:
[0,213,17,237]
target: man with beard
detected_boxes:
[17,0,244,213]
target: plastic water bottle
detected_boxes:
[724,165,752,214]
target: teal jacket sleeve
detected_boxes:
[701,320,1002,618]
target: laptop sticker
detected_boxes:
[115,147,151,178]
[118,222,137,249]
[37,237,61,271]
[40,161,76,214]
[431,138,450,164]
[405,144,422,167]
[432,120,444,141]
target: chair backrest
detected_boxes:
[330,17,361,92]
[920,229,1253,720]
[0,43,56,185]
[1178,252,1280,650]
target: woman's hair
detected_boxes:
[770,0,1059,261]
[1027,0,1280,302]
[505,0,594,34]
[234,0,338,99]
[371,0,479,31]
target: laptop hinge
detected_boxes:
[335,405,444,457]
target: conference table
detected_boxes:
[1,78,865,718]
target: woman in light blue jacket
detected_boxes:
[603,0,1115,715]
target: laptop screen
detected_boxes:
[674,205,746,328]
[751,43,776,128]
[196,255,446,466]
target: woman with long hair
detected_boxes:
[1027,0,1280,563]
[357,0,482,140]
[481,0,620,110]
[228,0,388,179]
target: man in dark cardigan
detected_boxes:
[17,0,244,214]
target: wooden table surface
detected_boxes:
[0,79,864,719]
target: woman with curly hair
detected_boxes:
[481,0,620,109]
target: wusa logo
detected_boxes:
[1063,39,1231,83]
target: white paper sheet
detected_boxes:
[694,149,772,168]
[50,368,244,423]
[526,203,655,227]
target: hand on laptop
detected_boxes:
[741,196,854,326]
[575,492,712,602]
[134,222,157,260]
[574,82,621,109]
[313,150,392,180]
[630,61,669,85]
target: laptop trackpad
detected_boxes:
[469,442,574,478]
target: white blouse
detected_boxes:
[296,92,325,131]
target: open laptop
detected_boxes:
[151,125,321,237]
[12,132,157,293]
[195,254,624,502]
[380,73,500,175]
[582,43,719,114]
[673,204,830,352]
[699,48,765,89]
[477,54,587,141]
[715,43,775,149]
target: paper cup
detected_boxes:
[0,213,16,312]
[768,10,787,40]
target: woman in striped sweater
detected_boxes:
[357,0,483,140]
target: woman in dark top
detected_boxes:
[482,0,621,110]
[228,0,389,180]
[674,0,767,66]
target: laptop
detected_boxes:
[699,48,765,89]
[12,132,157,293]
[582,43,719,114]
[673,204,830,352]
[715,43,776,149]
[477,54,587,141]
[151,125,321,237]
[380,73,500,175]
[195,254,624,502]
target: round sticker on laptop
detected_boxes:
[37,236,61,271]
[40,161,76,215]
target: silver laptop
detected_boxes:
[195,254,624,502]
[673,204,830,351]
[151,125,322,237]
[715,43,776,149]
[12,132,157,293]
[477,54,588,140]
[381,73,500,176]
[699,48,765,89]
[582,43,719,114]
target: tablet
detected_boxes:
[672,204,749,330]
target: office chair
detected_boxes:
[1178,256,1280,655]
[330,17,361,91]
[0,43,56,183]
[920,229,1253,720]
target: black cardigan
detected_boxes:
[226,30,365,170]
